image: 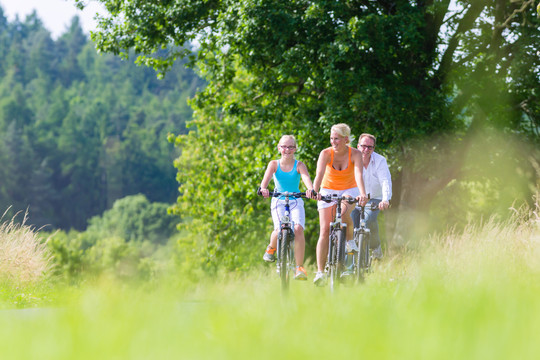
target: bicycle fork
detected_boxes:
[276,224,295,274]
[327,222,346,267]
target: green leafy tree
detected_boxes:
[85,194,177,245]
[47,194,177,280]
[79,0,539,268]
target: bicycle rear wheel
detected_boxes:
[280,228,291,292]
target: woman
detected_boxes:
[312,124,367,286]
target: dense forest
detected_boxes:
[0,7,204,230]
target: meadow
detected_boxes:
[0,201,539,360]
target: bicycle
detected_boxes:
[348,200,379,284]
[257,188,306,293]
[319,194,358,292]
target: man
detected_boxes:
[351,133,392,259]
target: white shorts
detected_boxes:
[317,187,360,210]
[271,197,305,230]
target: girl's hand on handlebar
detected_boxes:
[306,189,316,199]
[260,188,270,198]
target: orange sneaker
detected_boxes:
[263,246,276,262]
[294,266,308,280]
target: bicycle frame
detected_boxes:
[275,193,295,283]
[258,188,305,293]
[320,194,357,291]
[350,202,378,283]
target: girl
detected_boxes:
[259,135,315,280]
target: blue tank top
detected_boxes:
[273,160,301,193]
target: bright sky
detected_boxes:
[0,0,104,39]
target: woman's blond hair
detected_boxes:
[331,123,353,144]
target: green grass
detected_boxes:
[1,208,539,359]
[1,268,539,360]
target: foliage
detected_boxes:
[47,229,175,282]
[429,131,540,230]
[0,9,204,229]
[85,194,177,245]
[46,230,86,282]
[46,195,177,281]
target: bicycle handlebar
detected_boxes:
[357,203,380,211]
[257,187,312,199]
[319,194,358,204]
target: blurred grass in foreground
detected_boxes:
[0,199,539,360]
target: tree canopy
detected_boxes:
[79,0,539,270]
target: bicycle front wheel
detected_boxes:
[327,229,337,291]
[336,228,346,275]
[355,233,368,284]
[280,228,291,292]
[329,228,345,291]
[359,233,371,279]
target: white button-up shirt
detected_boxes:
[363,152,392,202]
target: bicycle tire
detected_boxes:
[336,228,346,276]
[280,228,291,292]
[355,233,368,284]
[288,236,295,278]
[328,229,338,291]
[360,233,371,276]
[329,228,346,291]
[364,232,372,273]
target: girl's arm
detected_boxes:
[259,160,277,198]
[297,161,314,198]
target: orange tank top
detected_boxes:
[321,147,357,190]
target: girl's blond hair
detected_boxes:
[278,135,297,149]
